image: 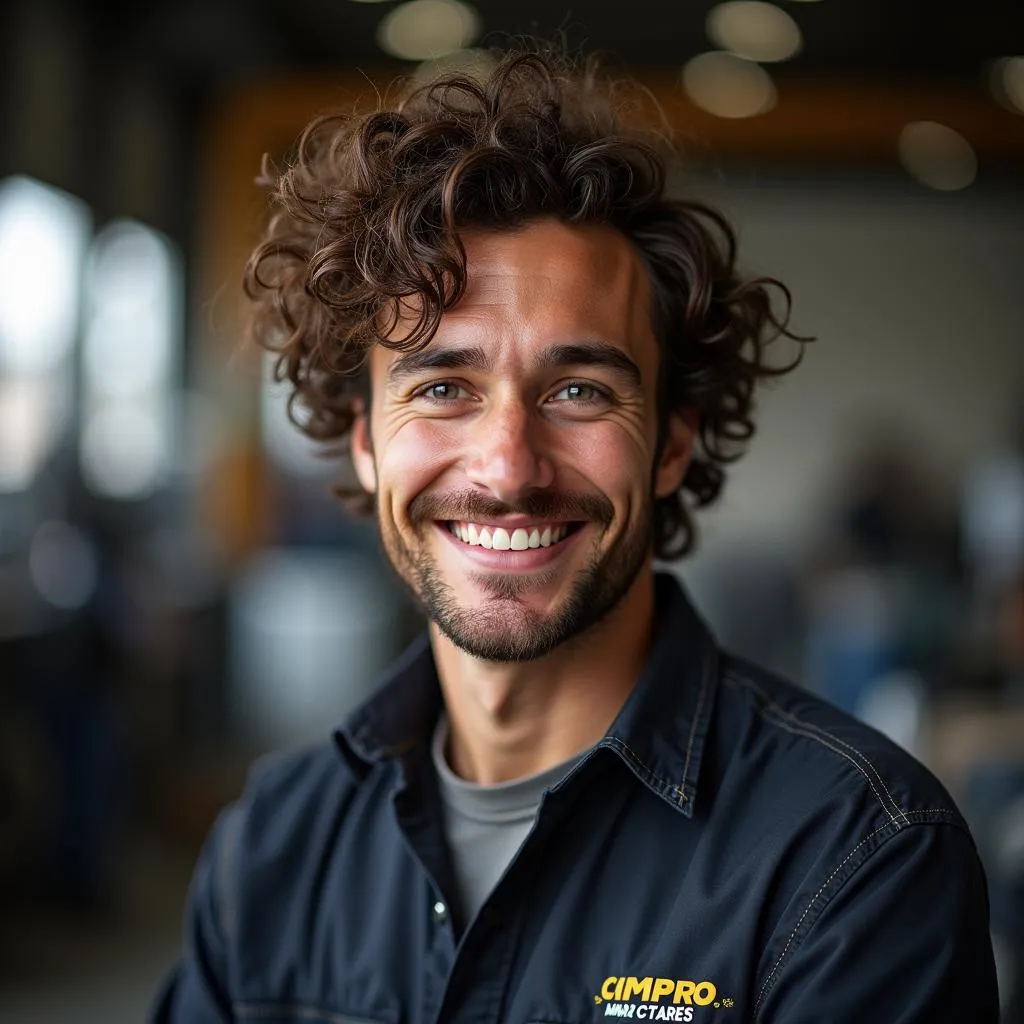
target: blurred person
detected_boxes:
[802,430,957,721]
[153,49,998,1023]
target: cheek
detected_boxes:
[375,420,462,499]
[556,422,651,493]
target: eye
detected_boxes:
[416,381,471,402]
[550,382,609,404]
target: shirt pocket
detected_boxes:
[233,1004,396,1024]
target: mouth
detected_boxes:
[444,520,583,551]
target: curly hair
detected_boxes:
[245,47,808,558]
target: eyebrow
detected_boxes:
[386,345,491,386]
[387,340,642,390]
[539,342,642,390]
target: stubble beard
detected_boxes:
[376,492,653,663]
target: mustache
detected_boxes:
[409,489,614,527]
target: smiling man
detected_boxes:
[153,49,998,1024]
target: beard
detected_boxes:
[376,488,653,663]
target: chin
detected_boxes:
[465,566,570,603]
[437,603,572,663]
[421,556,614,663]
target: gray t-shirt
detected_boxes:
[431,715,586,924]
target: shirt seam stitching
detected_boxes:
[723,670,910,826]
[602,736,669,793]
[600,735,690,811]
[752,811,963,1015]
[603,654,716,809]
[678,647,714,804]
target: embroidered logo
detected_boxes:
[593,976,734,1020]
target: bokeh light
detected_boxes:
[376,0,481,62]
[682,50,778,118]
[706,1,803,63]
[898,121,978,191]
[989,56,1024,115]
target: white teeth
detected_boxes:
[451,522,573,549]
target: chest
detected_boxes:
[230,769,769,1024]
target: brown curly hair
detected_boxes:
[245,47,807,558]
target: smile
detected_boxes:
[446,521,579,550]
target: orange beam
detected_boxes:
[201,70,1024,346]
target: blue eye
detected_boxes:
[418,382,468,401]
[552,382,606,403]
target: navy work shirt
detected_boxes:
[153,574,999,1023]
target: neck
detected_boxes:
[431,567,657,784]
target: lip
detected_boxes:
[435,520,586,570]
[448,515,572,530]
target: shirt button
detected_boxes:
[431,900,448,925]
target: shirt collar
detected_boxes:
[334,629,443,779]
[334,572,719,818]
[595,572,719,817]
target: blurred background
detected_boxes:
[1,0,1023,1019]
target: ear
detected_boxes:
[654,408,698,499]
[350,403,377,494]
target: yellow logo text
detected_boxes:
[600,977,718,1006]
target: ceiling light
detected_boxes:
[377,0,481,62]
[989,56,1024,115]
[898,122,977,191]
[682,51,777,119]
[706,1,803,63]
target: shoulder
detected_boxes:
[713,653,966,834]
[237,741,349,828]
[706,656,996,1010]
[710,660,999,1017]
[221,740,388,898]
[231,738,389,858]
[204,740,394,947]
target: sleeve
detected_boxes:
[756,822,1000,1023]
[148,803,244,1023]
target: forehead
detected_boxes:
[458,219,651,329]
[373,219,657,372]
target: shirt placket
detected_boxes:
[393,754,549,1024]
[433,896,524,1024]
[429,776,587,1024]
[390,751,466,1024]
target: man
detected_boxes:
[154,49,999,1022]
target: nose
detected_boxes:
[464,397,554,503]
